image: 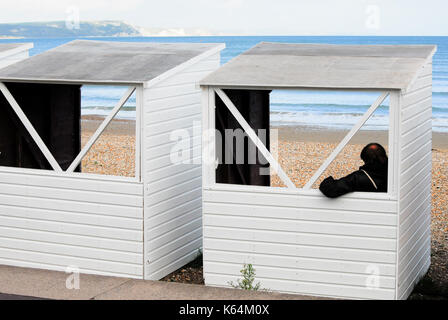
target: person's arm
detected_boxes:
[319,172,359,198]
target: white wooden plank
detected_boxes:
[148,207,201,241]
[0,193,142,219]
[136,85,143,182]
[401,119,432,149]
[146,124,201,148]
[0,247,142,277]
[204,226,396,251]
[400,170,431,210]
[399,215,430,274]
[0,225,142,253]
[0,236,142,264]
[401,97,431,122]
[203,238,396,264]
[204,201,397,226]
[205,261,395,289]
[204,250,396,276]
[401,108,432,135]
[400,146,432,180]
[148,237,202,276]
[400,181,431,225]
[0,82,62,172]
[204,189,397,213]
[398,247,430,300]
[0,257,142,279]
[0,214,142,241]
[147,166,201,194]
[147,186,201,217]
[149,217,202,253]
[152,70,217,89]
[146,83,199,101]
[204,273,395,300]
[204,214,396,239]
[145,112,201,137]
[146,197,201,229]
[405,76,432,95]
[147,146,201,172]
[399,233,430,291]
[147,247,199,280]
[399,207,430,250]
[401,87,432,108]
[0,171,143,195]
[401,128,432,161]
[400,162,431,198]
[146,161,201,184]
[0,204,142,230]
[147,176,201,205]
[145,92,201,111]
[145,135,201,161]
[0,182,143,207]
[146,103,201,124]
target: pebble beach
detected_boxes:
[81,117,448,295]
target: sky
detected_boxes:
[0,0,447,36]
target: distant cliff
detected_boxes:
[0,21,216,38]
[0,21,142,38]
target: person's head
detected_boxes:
[361,143,388,167]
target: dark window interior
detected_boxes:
[0,82,81,171]
[215,89,271,186]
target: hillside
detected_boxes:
[0,21,141,38]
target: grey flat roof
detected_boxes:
[0,43,33,59]
[201,42,437,90]
[0,40,224,85]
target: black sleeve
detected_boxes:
[319,172,359,198]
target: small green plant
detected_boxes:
[228,264,261,291]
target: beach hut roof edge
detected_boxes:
[0,40,224,85]
[200,42,437,91]
[0,43,34,60]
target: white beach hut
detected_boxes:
[0,40,224,280]
[200,42,437,300]
[0,43,33,70]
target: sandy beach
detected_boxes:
[82,116,447,294]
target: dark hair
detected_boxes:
[361,143,388,167]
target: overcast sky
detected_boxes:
[0,0,447,35]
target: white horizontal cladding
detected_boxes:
[143,51,220,280]
[203,186,398,299]
[204,249,396,277]
[0,167,143,196]
[0,50,30,70]
[397,58,433,300]
[0,170,144,279]
[206,261,395,289]
[205,273,395,300]
[204,214,396,239]
[204,188,397,213]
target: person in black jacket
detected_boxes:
[319,143,388,198]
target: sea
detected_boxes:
[1,36,447,132]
